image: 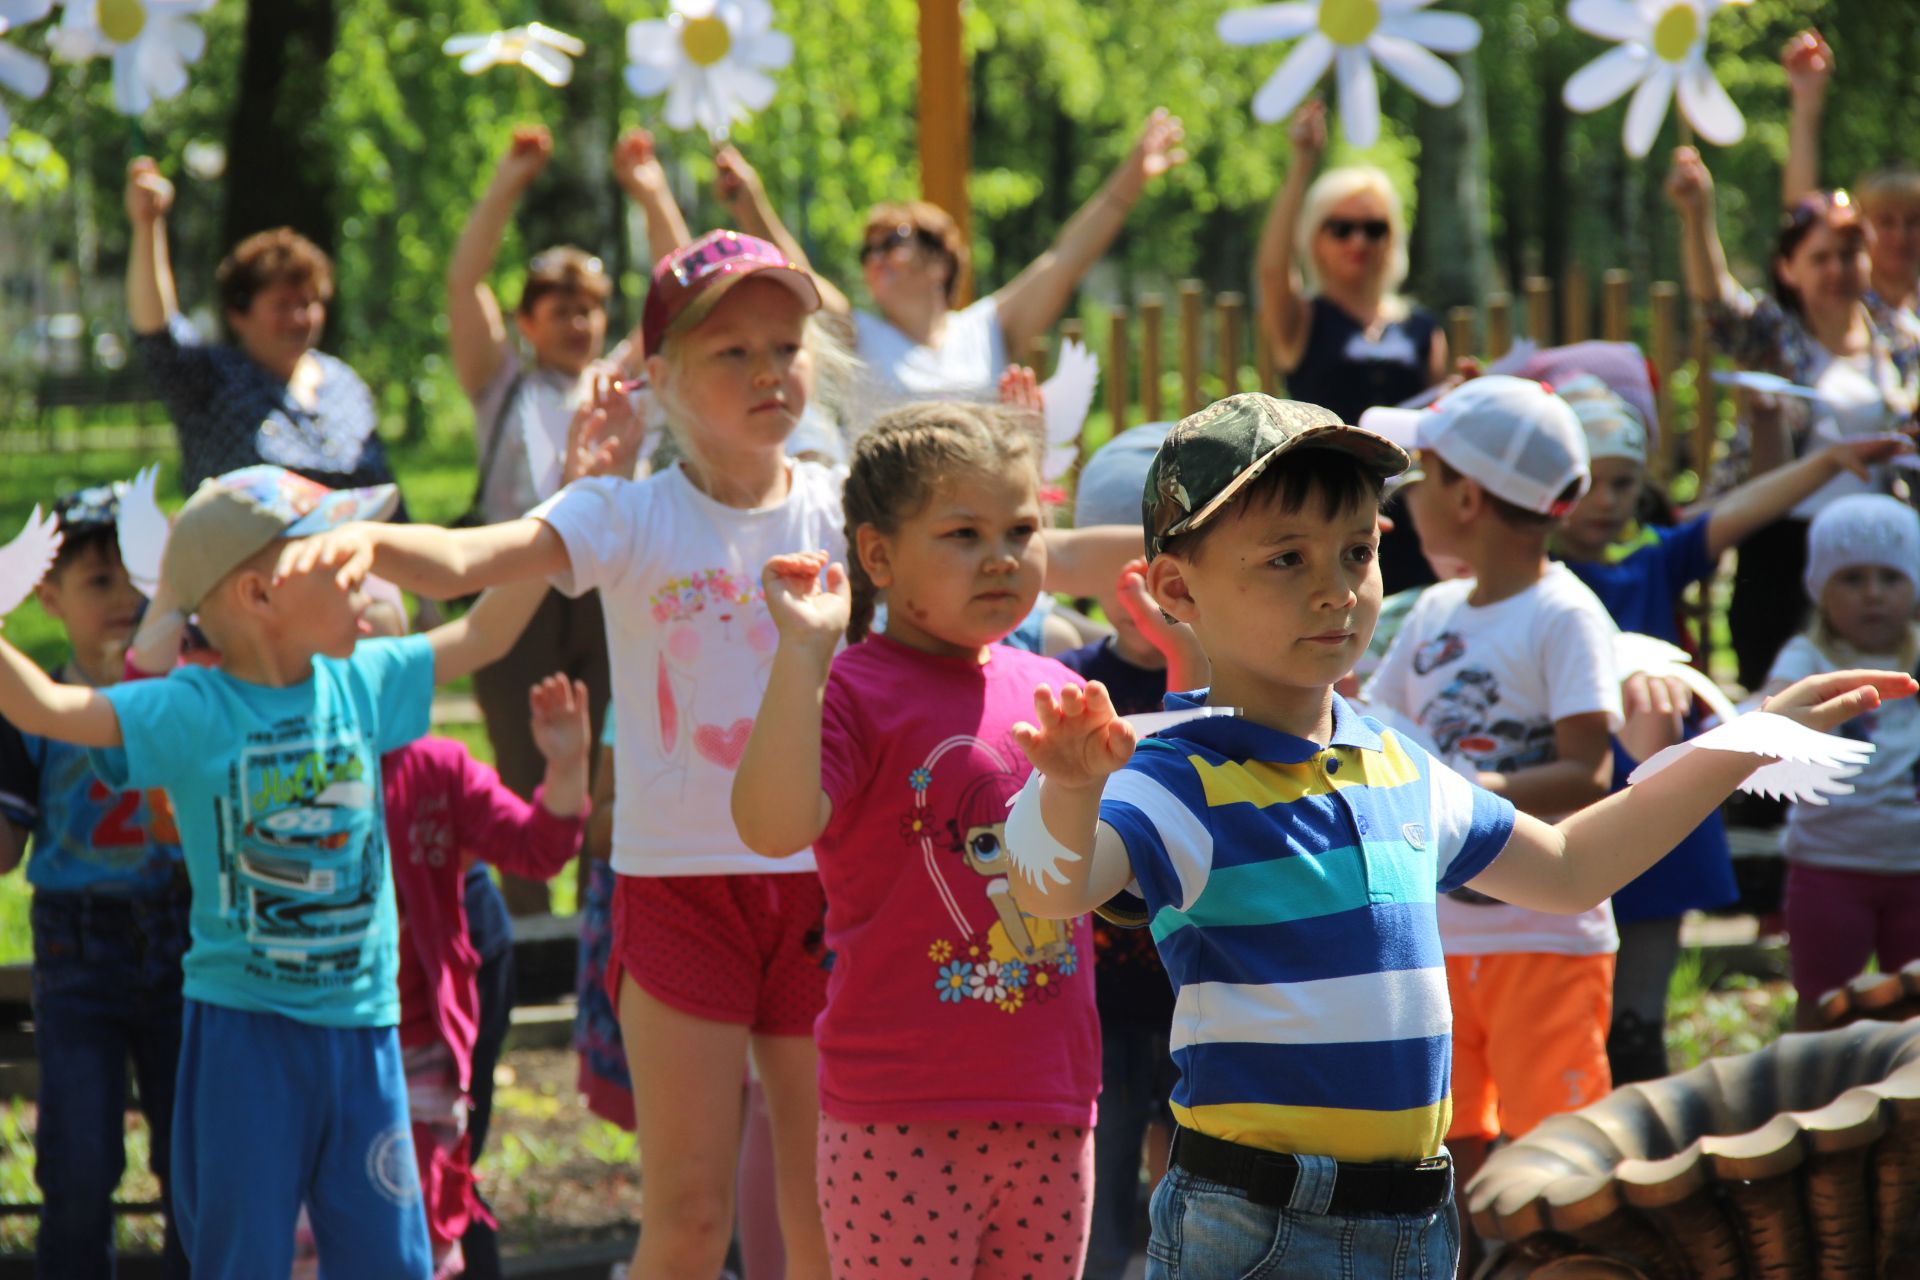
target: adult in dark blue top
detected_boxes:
[125,157,403,502]
[1257,100,1447,596]
[1553,374,1909,1081]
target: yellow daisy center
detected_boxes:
[1318,0,1380,48]
[98,0,147,44]
[1652,3,1698,63]
[681,14,732,67]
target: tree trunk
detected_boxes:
[1413,48,1494,317]
[223,0,336,257]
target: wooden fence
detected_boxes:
[1026,265,1723,488]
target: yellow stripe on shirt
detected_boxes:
[1170,1096,1452,1165]
[1187,733,1424,810]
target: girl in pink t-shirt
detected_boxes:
[735,402,1101,1280]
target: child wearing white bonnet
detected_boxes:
[1765,492,1920,1026]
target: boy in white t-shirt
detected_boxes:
[1361,376,1622,1234]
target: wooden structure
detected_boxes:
[917,0,972,302]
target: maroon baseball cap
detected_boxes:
[641,230,823,355]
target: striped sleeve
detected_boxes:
[1425,749,1516,891]
[1098,743,1215,913]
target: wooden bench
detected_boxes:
[33,368,161,432]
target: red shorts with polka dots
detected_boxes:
[609,871,830,1036]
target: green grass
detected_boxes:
[1664,947,1797,1072]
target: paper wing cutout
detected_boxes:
[0,505,62,620]
[1627,710,1873,805]
[1613,631,1738,725]
[444,24,584,87]
[1040,339,1099,483]
[1709,369,1828,402]
[117,464,168,597]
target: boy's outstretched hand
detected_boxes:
[1760,669,1919,734]
[762,551,848,652]
[276,524,377,591]
[1014,682,1137,791]
[529,673,591,766]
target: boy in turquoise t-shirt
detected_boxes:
[0,465,546,1279]
[0,483,190,1275]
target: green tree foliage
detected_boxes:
[0,0,1914,449]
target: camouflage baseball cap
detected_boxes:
[1142,394,1408,559]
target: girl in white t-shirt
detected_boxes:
[283,230,1141,1280]
[1764,495,1920,1026]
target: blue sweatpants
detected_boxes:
[173,999,432,1279]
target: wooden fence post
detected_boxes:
[1026,336,1049,376]
[1487,292,1513,358]
[1525,276,1553,345]
[1253,309,1277,395]
[1216,292,1243,396]
[1448,306,1477,363]
[1562,264,1590,344]
[1140,295,1164,422]
[1107,307,1129,435]
[1602,269,1631,343]
[1650,282,1680,480]
[1179,280,1204,417]
[1690,312,1716,482]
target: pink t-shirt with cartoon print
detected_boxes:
[814,634,1100,1126]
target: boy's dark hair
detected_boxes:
[1432,456,1581,531]
[217,227,335,319]
[1159,447,1383,561]
[49,486,123,577]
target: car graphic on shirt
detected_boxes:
[230,775,382,972]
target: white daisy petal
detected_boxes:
[1677,56,1745,145]
[0,0,52,31]
[627,20,676,64]
[738,30,792,71]
[1623,59,1679,158]
[172,19,206,66]
[1250,31,1333,123]
[730,65,777,112]
[460,44,501,75]
[663,75,698,132]
[442,34,491,56]
[0,101,10,137]
[1567,0,1652,42]
[1334,44,1380,146]
[1563,42,1651,111]
[111,46,147,115]
[1368,33,1461,105]
[1217,4,1320,46]
[521,43,574,87]
[1378,10,1481,54]
[528,24,585,57]
[734,0,774,30]
[626,61,674,98]
[0,40,49,98]
[1379,0,1443,11]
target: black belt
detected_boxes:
[1169,1127,1452,1214]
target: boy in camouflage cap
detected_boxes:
[999,392,1904,1277]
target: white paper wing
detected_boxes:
[1041,340,1099,446]
[117,464,168,597]
[1709,369,1828,402]
[527,23,586,56]
[1122,706,1240,738]
[1627,710,1873,805]
[0,505,62,620]
[1613,631,1738,725]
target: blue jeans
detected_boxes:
[1087,1021,1176,1280]
[1146,1160,1458,1279]
[31,885,190,1279]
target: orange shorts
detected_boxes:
[1445,951,1615,1143]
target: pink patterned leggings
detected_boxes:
[816,1114,1093,1280]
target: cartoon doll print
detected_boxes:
[946,771,1073,966]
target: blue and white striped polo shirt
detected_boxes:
[1098,691,1515,1163]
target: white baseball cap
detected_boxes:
[1360,375,1591,517]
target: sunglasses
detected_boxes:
[861,225,950,263]
[1323,218,1391,243]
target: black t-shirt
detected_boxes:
[1055,638,1176,1027]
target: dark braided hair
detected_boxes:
[842,401,1043,644]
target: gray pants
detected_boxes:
[1607,915,1683,1084]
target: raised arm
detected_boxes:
[448,126,554,398]
[716,145,853,318]
[1706,437,1911,557]
[1781,30,1833,208]
[1041,525,1143,599]
[1257,100,1326,374]
[605,129,696,377]
[455,674,591,883]
[0,637,122,748]
[425,577,551,686]
[125,158,179,335]
[1667,146,1735,309]
[732,553,842,857]
[993,109,1187,356]
[1468,669,1914,913]
[1007,681,1142,919]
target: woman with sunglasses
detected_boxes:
[1669,143,1920,690]
[444,124,690,921]
[715,109,1186,402]
[1256,99,1448,593]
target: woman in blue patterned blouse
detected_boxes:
[124,155,402,505]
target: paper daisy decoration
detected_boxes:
[0,1,54,140]
[50,0,216,117]
[1562,0,1751,158]
[1218,0,1482,147]
[625,0,792,143]
[443,23,585,88]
